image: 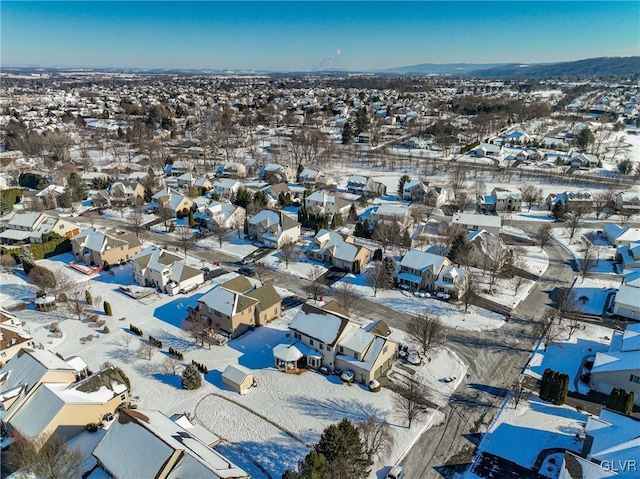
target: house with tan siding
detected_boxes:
[71,227,142,267]
[306,229,371,273]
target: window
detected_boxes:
[339,346,343,353]
[354,352,358,359]
[326,346,331,352]
[630,374,640,384]
[319,343,324,350]
[120,393,126,400]
[309,339,314,346]
[59,225,64,230]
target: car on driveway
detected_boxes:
[237,267,255,277]
[385,465,405,479]
[436,292,450,301]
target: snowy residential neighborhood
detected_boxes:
[0,64,639,479]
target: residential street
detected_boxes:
[80,214,634,478]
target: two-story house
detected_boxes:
[247,209,301,249]
[369,204,411,227]
[192,276,282,338]
[346,175,386,197]
[398,250,450,292]
[273,303,399,384]
[211,179,242,198]
[479,187,523,213]
[216,162,247,179]
[615,192,640,214]
[131,246,204,295]
[452,212,502,236]
[298,168,335,190]
[71,227,142,267]
[151,187,194,217]
[195,201,245,231]
[259,163,295,184]
[545,191,594,212]
[0,211,80,245]
[306,229,371,273]
[304,191,352,216]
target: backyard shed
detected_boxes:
[222,364,255,394]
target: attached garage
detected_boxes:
[222,364,255,395]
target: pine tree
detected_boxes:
[315,418,372,479]
[104,301,113,317]
[342,121,353,145]
[188,209,195,227]
[382,256,397,287]
[347,204,358,223]
[103,326,110,334]
[447,233,471,264]
[397,175,410,200]
[182,363,202,390]
[373,248,383,261]
[552,201,567,221]
[85,290,93,305]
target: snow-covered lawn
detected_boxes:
[571,276,620,315]
[337,270,507,331]
[261,251,328,280]
[197,232,259,260]
[552,227,619,274]
[4,253,465,478]
[525,322,614,393]
[470,397,588,471]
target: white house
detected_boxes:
[131,246,204,295]
[211,178,242,198]
[590,322,640,403]
[247,209,301,249]
[304,191,352,216]
[0,212,80,245]
[195,201,245,231]
[613,270,640,320]
[369,204,411,226]
[452,212,502,236]
[603,224,640,248]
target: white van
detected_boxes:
[385,465,405,479]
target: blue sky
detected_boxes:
[2,1,638,70]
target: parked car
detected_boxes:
[368,380,381,391]
[319,366,330,376]
[237,267,255,277]
[332,368,343,377]
[340,370,355,383]
[436,292,450,301]
[407,353,422,366]
[385,466,405,479]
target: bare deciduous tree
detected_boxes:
[521,184,543,211]
[334,282,358,318]
[306,265,325,301]
[393,374,430,429]
[127,205,146,239]
[279,239,298,269]
[461,271,478,312]
[592,189,613,220]
[161,356,183,375]
[121,334,133,347]
[254,262,271,283]
[538,223,553,252]
[28,266,57,293]
[364,261,389,297]
[176,225,195,258]
[407,309,444,355]
[4,431,83,479]
[0,254,16,272]
[357,415,395,462]
[564,318,583,340]
[57,276,89,321]
[579,238,597,282]
[214,224,229,248]
[567,205,590,243]
[541,310,561,351]
[138,341,156,360]
[510,376,528,409]
[156,202,173,232]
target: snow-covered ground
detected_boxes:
[337,269,507,331]
[465,397,588,475]
[571,276,620,315]
[525,322,614,393]
[552,227,620,274]
[3,252,465,478]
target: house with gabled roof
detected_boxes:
[195,201,246,231]
[247,209,301,249]
[398,250,450,292]
[92,408,249,479]
[71,227,142,267]
[0,324,34,362]
[452,212,502,236]
[603,224,640,248]
[192,276,281,338]
[131,246,204,295]
[211,178,242,198]
[590,322,640,403]
[304,190,352,216]
[176,172,196,189]
[273,303,399,384]
[615,192,640,214]
[216,162,247,179]
[306,228,371,273]
[479,187,522,213]
[369,204,411,226]
[0,211,80,245]
[151,187,194,217]
[259,163,295,184]
[346,175,386,197]
[559,408,640,479]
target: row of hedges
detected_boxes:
[0,235,71,263]
[130,324,143,336]
[191,360,208,374]
[540,368,569,405]
[168,347,184,360]
[148,336,162,348]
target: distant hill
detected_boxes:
[468,56,640,78]
[379,62,510,75]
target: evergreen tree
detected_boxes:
[397,174,411,200]
[574,127,595,151]
[347,204,358,223]
[182,363,202,390]
[373,248,383,261]
[104,301,113,316]
[188,209,195,227]
[447,233,471,265]
[314,418,371,479]
[85,290,93,305]
[382,256,397,287]
[67,172,87,202]
[341,121,353,145]
[354,106,369,136]
[354,220,372,239]
[552,201,567,221]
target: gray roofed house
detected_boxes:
[131,246,204,295]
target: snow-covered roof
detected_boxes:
[93,409,248,479]
[198,284,258,317]
[585,409,640,468]
[400,250,449,272]
[452,212,502,229]
[615,281,640,311]
[338,328,374,355]
[621,323,640,353]
[65,356,88,372]
[336,336,387,373]
[289,310,348,345]
[222,364,253,385]
[9,384,64,438]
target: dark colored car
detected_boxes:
[238,267,255,277]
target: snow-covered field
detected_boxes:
[467,397,588,473]
[338,269,507,331]
[525,322,614,393]
[3,253,465,478]
[571,276,620,315]
[552,227,620,275]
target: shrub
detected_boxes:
[182,364,202,390]
[129,324,143,336]
[86,423,99,433]
[191,359,208,374]
[89,314,99,323]
[85,290,93,305]
[168,347,184,360]
[540,368,569,405]
[148,335,162,348]
[104,301,113,316]
[607,388,634,415]
[103,326,110,334]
